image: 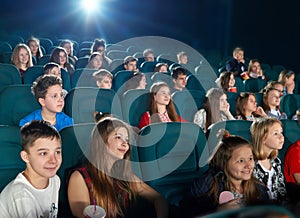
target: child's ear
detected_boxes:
[20,150,30,163]
[96,80,101,88]
[38,97,45,107]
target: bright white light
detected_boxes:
[81,0,100,12]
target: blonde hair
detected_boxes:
[250,117,282,160]
[11,43,33,69]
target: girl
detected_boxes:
[154,63,169,73]
[26,37,43,65]
[138,81,184,129]
[86,52,104,70]
[278,70,295,95]
[235,92,267,121]
[262,87,287,119]
[11,43,33,78]
[182,130,269,216]
[193,88,235,133]
[49,46,75,77]
[250,117,287,203]
[68,117,168,218]
[125,72,147,92]
[247,59,266,80]
[59,39,78,66]
[216,71,236,92]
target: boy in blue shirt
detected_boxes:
[19,74,73,131]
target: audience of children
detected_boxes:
[19,74,74,131]
[90,38,112,67]
[138,81,185,129]
[225,47,248,79]
[193,88,235,133]
[67,117,169,218]
[0,120,62,217]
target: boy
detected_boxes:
[0,120,62,217]
[19,74,73,131]
[44,62,61,78]
[171,66,187,92]
[92,69,113,89]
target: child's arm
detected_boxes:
[68,171,90,218]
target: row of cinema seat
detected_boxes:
[1,83,300,127]
[0,119,299,216]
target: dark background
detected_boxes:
[1,0,299,70]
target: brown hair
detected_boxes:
[217,71,233,92]
[86,117,137,217]
[148,81,180,123]
[236,92,256,120]
[209,130,261,205]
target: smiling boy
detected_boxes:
[0,120,62,217]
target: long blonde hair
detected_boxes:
[86,117,137,218]
[250,117,281,160]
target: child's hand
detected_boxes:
[256,106,267,117]
[218,199,241,211]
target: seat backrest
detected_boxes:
[0,63,22,92]
[151,72,174,88]
[137,122,208,205]
[75,57,89,69]
[0,51,13,64]
[279,120,300,163]
[185,74,206,92]
[156,53,176,66]
[39,38,53,54]
[244,78,267,93]
[234,76,245,92]
[57,123,95,216]
[77,48,91,58]
[172,90,206,122]
[112,70,135,94]
[139,61,157,73]
[108,59,125,75]
[64,87,123,123]
[71,68,98,88]
[37,54,51,65]
[0,85,40,125]
[0,125,25,191]
[0,42,12,53]
[121,89,149,127]
[207,120,253,156]
[107,50,129,60]
[280,94,300,119]
[225,91,240,117]
[23,65,44,84]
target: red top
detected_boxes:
[284,139,300,183]
[138,111,186,129]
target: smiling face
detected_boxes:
[39,84,64,114]
[58,51,67,66]
[227,145,254,184]
[154,86,171,106]
[106,127,129,159]
[21,137,62,180]
[219,94,229,112]
[263,122,284,154]
[18,47,29,65]
[228,74,235,87]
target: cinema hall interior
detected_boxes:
[0,0,300,217]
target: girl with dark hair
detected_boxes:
[138,81,185,129]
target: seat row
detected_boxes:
[0,120,299,215]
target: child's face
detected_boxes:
[285,74,295,86]
[244,95,257,113]
[263,123,284,153]
[154,86,171,106]
[39,84,64,114]
[97,76,112,89]
[59,51,67,66]
[29,41,39,55]
[18,48,29,65]
[227,145,254,183]
[267,90,280,107]
[219,94,229,112]
[228,74,235,87]
[158,65,168,72]
[91,55,103,69]
[106,127,129,159]
[47,67,61,78]
[179,55,188,64]
[22,137,62,179]
[63,43,71,55]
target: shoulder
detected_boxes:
[194,109,206,116]
[19,109,42,126]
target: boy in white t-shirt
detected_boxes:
[0,120,62,217]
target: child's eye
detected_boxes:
[40,152,46,156]
[56,151,61,155]
[237,159,244,163]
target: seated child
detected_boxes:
[0,120,62,217]
[19,74,74,131]
[92,69,113,89]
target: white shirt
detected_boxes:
[260,163,275,199]
[0,173,60,218]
